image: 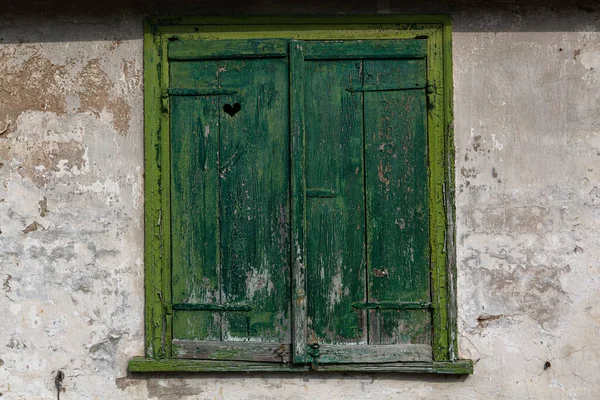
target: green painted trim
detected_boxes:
[159,32,174,359]
[143,20,166,359]
[426,26,449,362]
[141,15,466,372]
[442,18,458,361]
[128,357,473,374]
[158,25,440,41]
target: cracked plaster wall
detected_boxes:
[1,1,599,399]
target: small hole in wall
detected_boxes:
[544,361,551,370]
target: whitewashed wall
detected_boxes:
[1,2,599,399]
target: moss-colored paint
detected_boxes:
[129,356,473,374]
[138,15,467,374]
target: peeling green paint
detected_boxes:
[139,15,468,373]
[129,356,473,374]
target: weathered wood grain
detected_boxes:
[318,343,432,363]
[298,42,432,360]
[218,58,291,343]
[301,39,427,60]
[169,39,288,60]
[169,38,434,364]
[173,340,292,363]
[363,59,430,345]
[304,58,367,347]
[129,357,473,374]
[142,18,464,372]
[170,61,221,342]
[170,55,291,350]
[290,40,308,364]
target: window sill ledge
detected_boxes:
[128,357,473,374]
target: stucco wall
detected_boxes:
[1,1,599,399]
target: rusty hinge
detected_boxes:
[307,342,320,370]
[275,343,289,364]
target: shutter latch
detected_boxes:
[307,342,320,370]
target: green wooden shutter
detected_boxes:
[291,40,432,364]
[169,40,292,363]
[167,38,433,365]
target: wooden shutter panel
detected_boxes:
[167,38,433,365]
[292,40,432,364]
[169,40,292,362]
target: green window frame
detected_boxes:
[129,16,472,374]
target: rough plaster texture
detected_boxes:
[1,1,600,399]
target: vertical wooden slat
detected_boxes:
[170,61,221,341]
[218,58,291,342]
[428,25,453,361]
[442,20,458,361]
[363,59,430,345]
[304,59,367,345]
[160,34,174,358]
[290,41,308,363]
[144,22,166,358]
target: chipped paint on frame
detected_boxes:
[139,16,466,373]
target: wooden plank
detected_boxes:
[442,20,458,361]
[173,341,292,363]
[290,40,308,363]
[169,39,288,60]
[160,34,174,358]
[370,310,432,346]
[170,61,221,342]
[347,84,425,92]
[218,58,291,343]
[352,301,431,310]
[129,357,473,374]
[172,303,252,312]
[303,58,367,347]
[144,21,167,358]
[363,59,430,345]
[424,22,456,362]
[318,343,432,363]
[302,39,426,60]
[305,189,336,198]
[169,88,238,96]
[348,60,426,92]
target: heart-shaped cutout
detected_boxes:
[223,102,241,117]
